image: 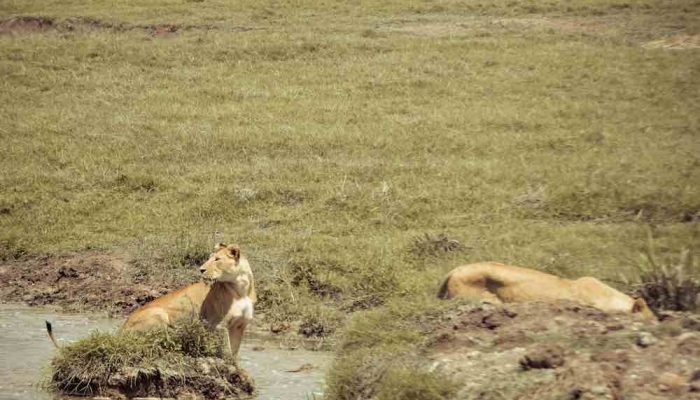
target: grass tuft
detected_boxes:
[631,234,700,313]
[48,319,254,398]
[409,233,463,258]
[326,297,462,399]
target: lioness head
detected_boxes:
[200,243,243,284]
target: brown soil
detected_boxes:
[0,252,333,349]
[0,15,181,37]
[0,252,174,315]
[0,16,54,33]
[426,301,700,399]
[0,15,256,37]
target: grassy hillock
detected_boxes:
[48,320,254,399]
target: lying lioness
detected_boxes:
[437,262,655,320]
[47,243,256,357]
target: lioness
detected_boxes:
[437,262,655,320]
[122,243,256,356]
[47,243,256,357]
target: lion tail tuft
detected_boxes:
[46,320,60,348]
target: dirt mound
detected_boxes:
[0,252,172,315]
[426,301,700,399]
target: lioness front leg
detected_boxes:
[227,319,247,359]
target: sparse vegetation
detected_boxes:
[1,0,698,397]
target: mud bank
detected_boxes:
[0,252,171,315]
[428,301,700,399]
[329,300,700,399]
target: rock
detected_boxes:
[270,322,290,334]
[285,363,314,373]
[691,370,700,382]
[590,385,609,395]
[502,307,518,318]
[519,344,565,370]
[682,314,700,331]
[604,323,624,332]
[477,301,497,312]
[677,332,700,356]
[636,332,657,348]
[689,370,700,392]
[657,372,687,394]
[677,332,698,342]
[691,381,700,393]
[481,313,504,329]
[590,350,629,365]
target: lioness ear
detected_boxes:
[215,243,227,251]
[226,244,241,262]
[632,297,647,313]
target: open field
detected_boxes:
[1,0,699,396]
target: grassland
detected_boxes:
[1,0,699,395]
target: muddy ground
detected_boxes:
[425,301,700,399]
[0,15,255,37]
[0,252,173,316]
[3,254,699,399]
[0,252,330,347]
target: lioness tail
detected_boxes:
[46,320,60,348]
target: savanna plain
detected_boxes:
[1,0,699,398]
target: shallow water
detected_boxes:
[0,303,330,399]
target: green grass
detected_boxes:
[325,296,467,399]
[1,0,699,393]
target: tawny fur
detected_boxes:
[438,262,655,320]
[122,243,256,357]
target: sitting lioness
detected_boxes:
[119,243,256,356]
[437,262,655,320]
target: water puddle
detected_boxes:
[0,304,331,399]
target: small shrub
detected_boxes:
[630,232,699,313]
[113,174,159,193]
[298,306,343,338]
[634,248,699,313]
[410,233,462,258]
[376,367,458,400]
[0,235,31,261]
[326,348,457,400]
[289,261,343,301]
